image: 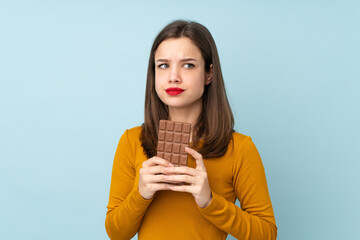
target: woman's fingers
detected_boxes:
[143,173,180,184]
[142,157,174,168]
[141,168,192,184]
[168,184,194,193]
[139,156,174,199]
[164,166,198,176]
[147,183,171,192]
[161,147,212,208]
[139,150,208,202]
[185,147,202,160]
[163,174,195,184]
[185,147,206,170]
[141,165,167,175]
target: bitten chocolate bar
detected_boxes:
[157,120,191,166]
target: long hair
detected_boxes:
[140,20,234,159]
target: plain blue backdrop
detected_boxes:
[1,1,359,239]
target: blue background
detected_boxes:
[1,1,359,239]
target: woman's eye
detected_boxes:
[184,63,195,69]
[158,64,168,69]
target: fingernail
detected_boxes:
[169,163,174,167]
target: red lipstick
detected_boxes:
[165,87,184,96]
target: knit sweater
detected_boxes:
[105,126,277,239]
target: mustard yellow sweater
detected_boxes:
[105,126,277,240]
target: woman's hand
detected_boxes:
[138,157,174,200]
[163,147,213,208]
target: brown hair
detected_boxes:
[140,20,234,159]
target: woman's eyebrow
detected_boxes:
[155,58,197,63]
[181,58,197,62]
[155,58,168,63]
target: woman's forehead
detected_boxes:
[155,37,202,61]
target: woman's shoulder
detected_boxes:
[229,131,259,153]
[119,126,142,145]
[231,131,252,145]
[125,125,142,137]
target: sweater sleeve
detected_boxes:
[105,130,153,240]
[198,137,277,239]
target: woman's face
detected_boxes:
[154,37,212,112]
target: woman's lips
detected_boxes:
[165,87,184,96]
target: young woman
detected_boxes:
[105,20,277,240]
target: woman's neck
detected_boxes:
[168,108,200,127]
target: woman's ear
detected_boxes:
[205,64,213,85]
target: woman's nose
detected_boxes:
[169,65,181,83]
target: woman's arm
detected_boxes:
[105,130,153,240]
[197,137,277,239]
[165,137,277,239]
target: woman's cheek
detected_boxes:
[155,86,163,101]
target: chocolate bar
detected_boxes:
[157,120,191,166]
